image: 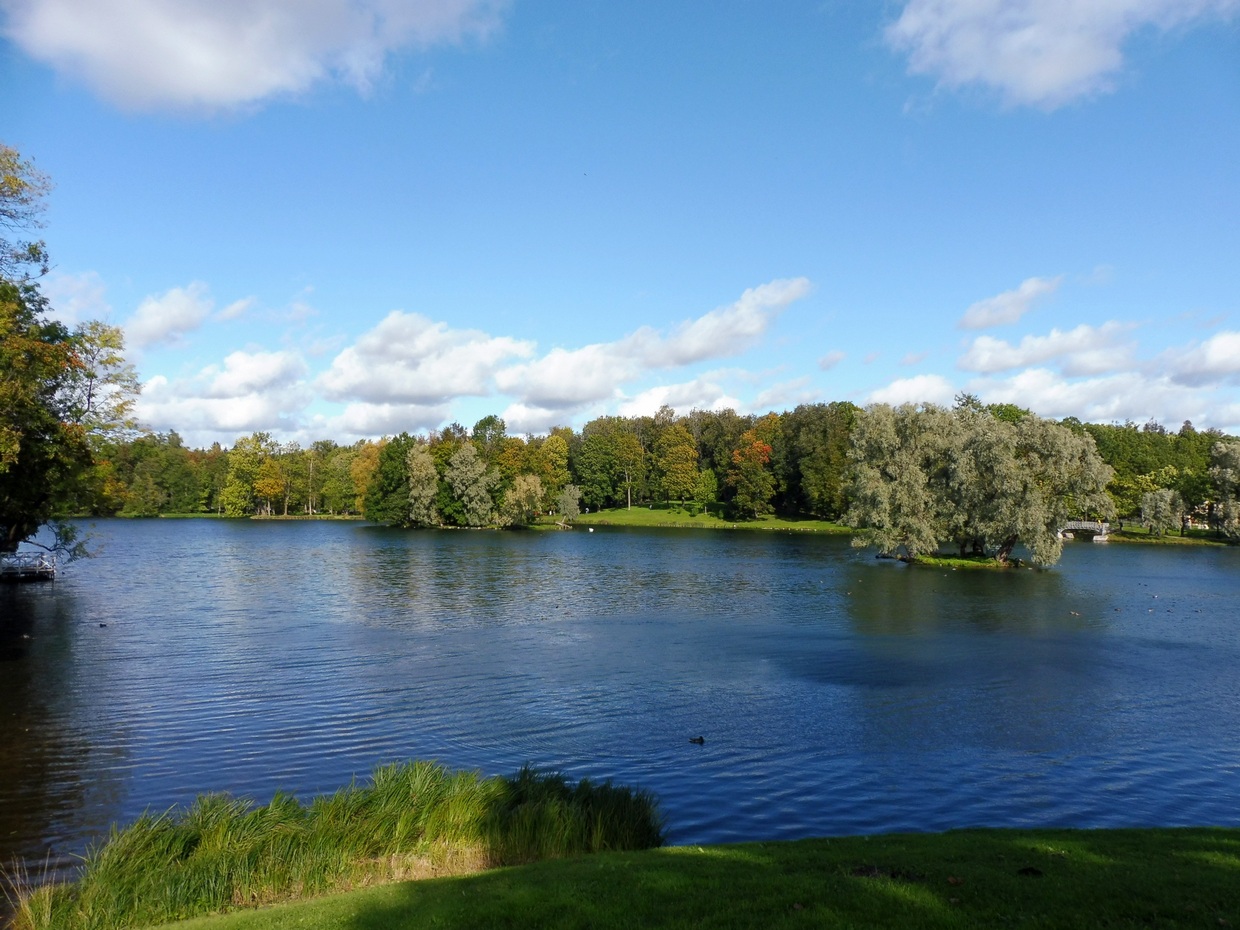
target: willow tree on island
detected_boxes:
[846,403,1113,566]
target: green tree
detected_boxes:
[1141,488,1183,536]
[444,442,497,527]
[365,433,416,525]
[534,433,570,507]
[846,404,1114,566]
[501,473,543,526]
[406,441,439,527]
[1210,440,1240,538]
[693,468,718,512]
[0,280,93,553]
[556,484,581,522]
[653,423,699,504]
[0,143,51,279]
[728,428,776,518]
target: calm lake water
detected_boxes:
[2,519,1238,873]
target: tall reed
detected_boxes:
[8,761,663,930]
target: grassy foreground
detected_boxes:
[7,762,663,930]
[146,827,1240,930]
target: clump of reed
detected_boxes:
[6,761,663,930]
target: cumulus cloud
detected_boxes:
[1162,330,1240,386]
[958,322,1136,375]
[121,282,255,350]
[124,282,216,349]
[318,310,534,405]
[1,0,508,111]
[886,0,1239,109]
[324,401,453,439]
[616,376,744,420]
[867,373,956,406]
[136,348,312,443]
[958,276,1062,330]
[496,278,812,413]
[975,367,1211,426]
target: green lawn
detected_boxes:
[575,504,849,534]
[153,828,1240,930]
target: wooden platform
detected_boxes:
[0,552,57,582]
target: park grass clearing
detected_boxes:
[142,827,1240,930]
[575,503,849,534]
[1109,526,1233,547]
[6,762,663,930]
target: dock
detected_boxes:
[0,552,57,582]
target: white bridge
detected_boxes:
[1059,520,1110,542]
[0,551,57,582]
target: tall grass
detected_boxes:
[7,761,663,930]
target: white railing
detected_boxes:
[0,551,57,579]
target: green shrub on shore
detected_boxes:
[8,761,663,930]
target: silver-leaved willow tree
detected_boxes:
[845,402,1115,567]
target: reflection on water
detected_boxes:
[2,520,1238,874]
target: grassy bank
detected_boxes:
[1109,526,1233,546]
[7,762,663,930]
[576,503,849,534]
[140,827,1240,930]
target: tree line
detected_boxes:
[85,401,1240,543]
[4,139,1239,564]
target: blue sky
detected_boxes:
[3,0,1238,447]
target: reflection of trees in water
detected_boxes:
[0,586,127,876]
[833,561,1115,756]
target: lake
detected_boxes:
[2,518,1238,875]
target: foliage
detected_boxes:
[1211,440,1240,538]
[0,143,51,279]
[0,143,140,553]
[501,473,543,526]
[846,404,1114,566]
[1140,487,1183,536]
[555,484,581,522]
[652,423,698,503]
[0,280,93,553]
[11,761,663,930]
[727,428,776,518]
[444,442,497,527]
[364,433,417,526]
[406,441,439,526]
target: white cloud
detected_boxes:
[1163,331,1240,386]
[495,344,634,409]
[634,277,813,367]
[124,282,217,349]
[886,0,1239,109]
[318,310,534,405]
[818,350,846,371]
[867,373,956,406]
[325,401,452,439]
[958,322,1135,375]
[133,348,311,444]
[751,377,816,412]
[616,377,743,420]
[958,276,1062,329]
[1,0,508,111]
[975,367,1211,426]
[202,349,309,398]
[496,277,812,413]
[41,271,111,326]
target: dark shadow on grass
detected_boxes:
[342,828,1240,930]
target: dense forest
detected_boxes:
[82,400,1240,542]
